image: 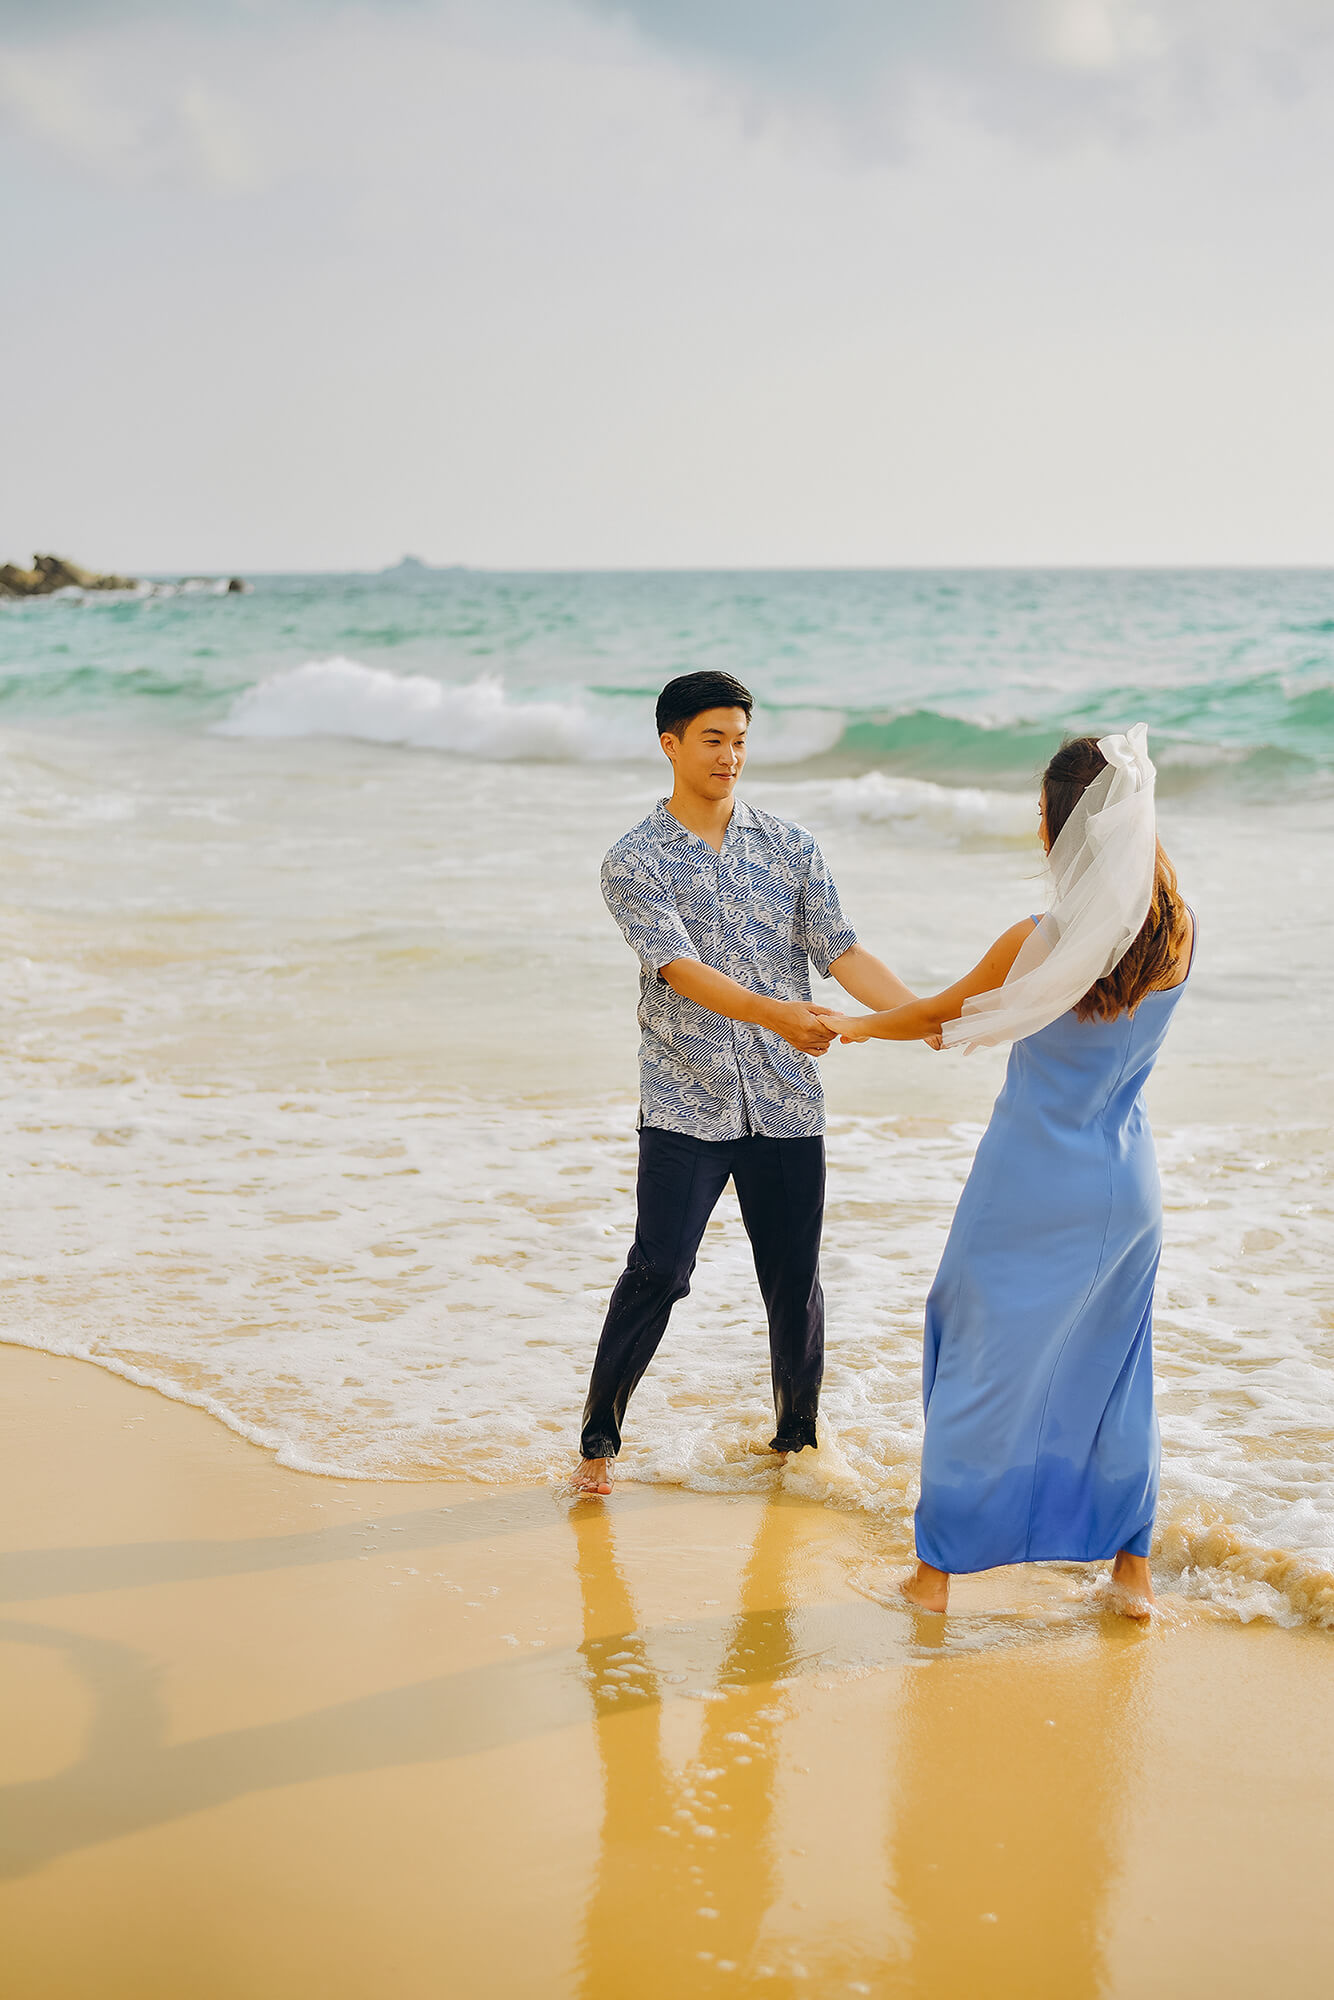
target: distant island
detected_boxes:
[381,554,468,574]
[0,554,249,598]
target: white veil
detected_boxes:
[940,723,1158,1052]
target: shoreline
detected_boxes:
[7,1319,1331,1634]
[2,1345,1332,1998]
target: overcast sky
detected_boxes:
[3,0,1333,570]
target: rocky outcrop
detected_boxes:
[0,553,138,597]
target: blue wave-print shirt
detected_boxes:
[601,799,858,1140]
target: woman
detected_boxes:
[824,728,1193,1619]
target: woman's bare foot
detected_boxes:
[898,1560,950,1614]
[1108,1549,1155,1619]
[572,1457,614,1496]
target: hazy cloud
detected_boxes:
[585,0,1334,146]
[0,41,264,190]
[5,2,1333,184]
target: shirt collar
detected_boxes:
[652,797,752,845]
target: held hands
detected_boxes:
[764,1002,948,1055]
[766,1000,839,1055]
[812,1014,946,1048]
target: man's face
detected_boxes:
[661,706,749,799]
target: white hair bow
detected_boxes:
[942,723,1158,1051]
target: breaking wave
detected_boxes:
[214,656,1334,790]
[215,657,846,765]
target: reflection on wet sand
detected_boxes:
[573,1494,1151,1996]
[888,1600,1148,1998]
[574,1497,805,1995]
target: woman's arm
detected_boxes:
[823,921,1036,1043]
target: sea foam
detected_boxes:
[752,770,1034,843]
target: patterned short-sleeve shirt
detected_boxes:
[601,798,858,1140]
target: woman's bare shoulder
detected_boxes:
[1158,905,1196,993]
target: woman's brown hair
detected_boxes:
[1042,737,1191,1021]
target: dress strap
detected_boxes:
[1180,903,1198,980]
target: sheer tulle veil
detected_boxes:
[941,722,1158,1052]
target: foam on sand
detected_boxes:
[3,1074,1330,1630]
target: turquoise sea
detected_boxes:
[6,566,1334,791]
[2,567,1331,1626]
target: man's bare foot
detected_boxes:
[898,1560,949,1614]
[572,1457,613,1496]
[1108,1550,1155,1619]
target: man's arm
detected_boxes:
[662,959,836,1055]
[827,943,916,1013]
[601,851,833,1056]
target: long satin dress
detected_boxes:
[915,928,1193,1573]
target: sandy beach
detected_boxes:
[1,1343,1329,1999]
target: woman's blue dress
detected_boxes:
[915,931,1193,1573]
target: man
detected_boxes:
[573,669,918,1495]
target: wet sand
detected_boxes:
[1,1345,1331,1999]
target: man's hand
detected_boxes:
[765,1000,838,1054]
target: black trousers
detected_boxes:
[580,1126,826,1461]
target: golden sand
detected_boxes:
[1,1344,1331,1999]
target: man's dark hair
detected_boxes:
[655,671,753,741]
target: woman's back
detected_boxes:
[916,929,1195,1576]
[993,946,1192,1138]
